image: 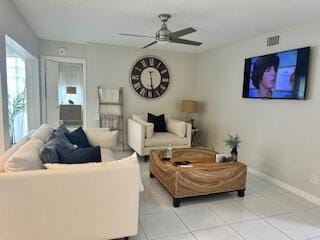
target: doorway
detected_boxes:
[41,56,86,128]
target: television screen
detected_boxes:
[242,47,310,99]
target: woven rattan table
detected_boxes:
[149,147,247,207]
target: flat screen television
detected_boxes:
[242,47,310,99]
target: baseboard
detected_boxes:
[248,167,320,206]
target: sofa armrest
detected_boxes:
[128,118,145,155]
[84,127,110,131]
[0,164,140,240]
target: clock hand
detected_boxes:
[148,70,154,90]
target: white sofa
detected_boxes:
[128,114,192,156]
[0,125,141,240]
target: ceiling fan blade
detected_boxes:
[170,38,202,46]
[142,41,157,49]
[169,27,196,38]
[119,33,155,39]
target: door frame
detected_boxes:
[40,56,87,127]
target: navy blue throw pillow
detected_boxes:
[56,146,102,164]
[65,127,92,148]
[148,113,166,132]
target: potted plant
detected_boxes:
[8,91,26,145]
[224,134,241,161]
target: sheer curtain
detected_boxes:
[58,63,83,105]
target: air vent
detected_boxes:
[266,35,280,47]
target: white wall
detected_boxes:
[39,40,86,59]
[195,20,320,198]
[0,0,39,153]
[39,40,197,144]
[86,43,196,127]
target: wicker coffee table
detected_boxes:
[149,147,247,207]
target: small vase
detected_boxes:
[231,147,238,162]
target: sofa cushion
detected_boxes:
[56,123,70,135]
[57,146,102,164]
[4,139,44,172]
[65,127,92,148]
[84,129,118,149]
[31,124,54,142]
[44,152,144,191]
[148,113,166,132]
[145,132,188,147]
[101,148,115,162]
[167,118,186,138]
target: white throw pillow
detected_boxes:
[0,130,35,172]
[31,124,54,142]
[85,129,118,149]
[4,139,44,172]
[45,153,144,191]
[134,118,154,139]
[167,118,186,138]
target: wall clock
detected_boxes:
[130,56,170,99]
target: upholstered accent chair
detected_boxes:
[128,114,192,157]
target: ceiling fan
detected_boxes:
[119,13,202,48]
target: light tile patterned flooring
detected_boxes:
[115,152,320,240]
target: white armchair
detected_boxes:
[128,114,192,157]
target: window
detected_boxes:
[5,35,40,147]
[6,57,27,144]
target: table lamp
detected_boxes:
[66,86,77,104]
[181,100,198,129]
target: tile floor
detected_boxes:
[115,152,320,240]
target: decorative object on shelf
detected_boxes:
[164,144,173,160]
[216,153,227,163]
[130,56,170,100]
[66,86,77,105]
[181,100,198,128]
[224,134,241,161]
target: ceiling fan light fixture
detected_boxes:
[157,40,169,44]
[120,13,202,49]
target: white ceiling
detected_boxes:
[12,0,320,53]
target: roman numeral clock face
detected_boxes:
[130,56,170,99]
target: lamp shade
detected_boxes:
[181,100,198,113]
[66,86,77,94]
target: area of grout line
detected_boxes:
[260,217,296,240]
[138,218,150,240]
